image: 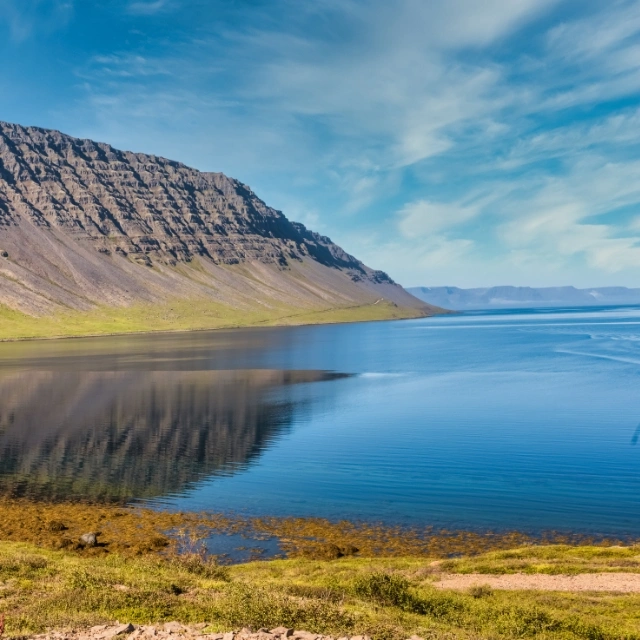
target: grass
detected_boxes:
[0,299,424,341]
[3,541,640,639]
[437,545,640,575]
[3,501,640,638]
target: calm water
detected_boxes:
[2,306,640,536]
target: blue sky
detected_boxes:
[2,0,640,287]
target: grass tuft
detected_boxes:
[168,553,231,581]
[467,583,493,599]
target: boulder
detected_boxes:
[79,532,98,547]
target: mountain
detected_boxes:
[0,121,438,335]
[408,286,640,310]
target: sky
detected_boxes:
[2,1,640,288]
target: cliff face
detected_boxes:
[0,121,431,317]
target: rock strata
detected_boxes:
[0,121,434,318]
[26,625,421,640]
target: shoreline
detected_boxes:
[0,302,445,344]
[0,499,635,561]
[3,500,640,639]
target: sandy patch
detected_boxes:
[434,572,640,593]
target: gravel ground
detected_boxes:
[26,624,424,640]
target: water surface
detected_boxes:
[2,306,640,535]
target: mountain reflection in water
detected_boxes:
[0,369,348,503]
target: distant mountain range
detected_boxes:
[407,286,640,310]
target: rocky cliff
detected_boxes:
[0,121,432,319]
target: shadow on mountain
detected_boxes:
[0,369,348,503]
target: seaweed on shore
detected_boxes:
[0,499,634,562]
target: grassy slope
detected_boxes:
[0,300,423,341]
[3,541,640,639]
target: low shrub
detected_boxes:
[353,572,464,620]
[353,572,414,608]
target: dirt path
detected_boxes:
[434,572,640,593]
[24,624,381,640]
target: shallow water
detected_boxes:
[2,306,640,535]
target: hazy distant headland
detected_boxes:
[408,285,640,310]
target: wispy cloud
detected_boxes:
[0,0,73,42]
[126,0,173,16]
[29,0,640,286]
[397,200,481,237]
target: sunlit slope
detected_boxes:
[0,121,441,337]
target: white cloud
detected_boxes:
[243,1,541,170]
[59,0,640,286]
[496,157,640,273]
[86,54,173,78]
[397,200,480,237]
[339,230,477,288]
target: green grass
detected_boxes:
[3,542,640,640]
[437,545,640,575]
[0,299,424,341]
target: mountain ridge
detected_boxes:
[0,120,438,335]
[409,285,640,310]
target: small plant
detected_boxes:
[287,584,344,603]
[67,568,108,590]
[468,583,493,598]
[169,527,230,580]
[169,552,231,581]
[354,573,466,620]
[174,527,208,556]
[494,605,562,637]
